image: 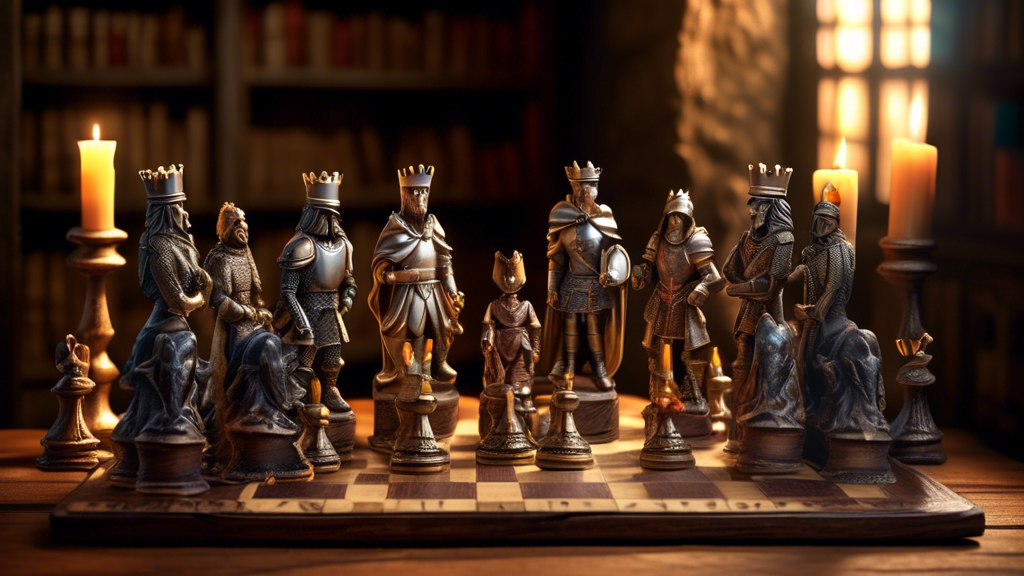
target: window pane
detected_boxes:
[818,77,837,133]
[911,26,931,67]
[837,0,872,25]
[817,27,836,69]
[881,25,910,68]
[837,76,870,140]
[817,0,836,24]
[882,0,909,24]
[910,0,931,24]
[836,26,873,72]
[877,79,910,204]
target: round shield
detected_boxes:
[601,244,631,287]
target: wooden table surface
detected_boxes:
[2,397,1022,576]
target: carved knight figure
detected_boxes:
[722,164,795,388]
[368,165,465,450]
[203,203,309,482]
[631,190,724,413]
[275,172,357,423]
[109,164,211,495]
[540,161,628,392]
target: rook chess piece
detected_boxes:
[536,377,593,470]
[477,384,536,466]
[37,335,101,471]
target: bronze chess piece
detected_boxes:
[478,251,541,439]
[391,340,450,474]
[37,335,101,471]
[632,189,725,439]
[202,203,312,483]
[274,171,358,458]
[639,399,695,470]
[299,402,341,474]
[477,384,536,466]
[538,160,629,444]
[108,165,210,496]
[792,187,894,484]
[536,376,594,470]
[368,165,464,453]
[706,347,734,436]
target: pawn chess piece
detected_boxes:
[536,377,593,470]
[391,377,450,474]
[299,403,341,473]
[640,401,695,470]
[477,384,536,466]
[37,335,101,471]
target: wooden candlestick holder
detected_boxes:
[66,227,128,458]
[877,236,945,465]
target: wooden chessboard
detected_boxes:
[50,398,985,543]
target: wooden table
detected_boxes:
[3,397,1023,576]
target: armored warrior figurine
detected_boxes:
[538,160,629,443]
[109,165,211,495]
[203,203,311,482]
[791,187,893,483]
[722,163,795,450]
[368,165,465,457]
[632,190,724,441]
[275,172,357,461]
[479,251,541,438]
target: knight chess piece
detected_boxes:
[537,160,628,444]
[202,203,312,483]
[536,377,594,470]
[477,384,536,466]
[478,251,541,439]
[37,335,101,471]
[368,165,464,453]
[792,186,894,484]
[108,165,210,495]
[722,163,796,454]
[631,189,725,439]
[274,171,358,458]
[733,314,806,474]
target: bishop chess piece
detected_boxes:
[536,377,594,470]
[37,335,101,471]
[477,384,536,466]
[639,400,694,470]
[391,375,450,475]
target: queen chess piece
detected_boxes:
[536,376,594,470]
[37,335,101,471]
[477,384,536,466]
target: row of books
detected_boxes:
[247,3,542,78]
[969,0,1024,62]
[22,5,208,71]
[22,103,210,208]
[965,98,1024,232]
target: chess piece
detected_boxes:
[391,355,451,475]
[37,335,101,471]
[537,160,629,443]
[109,165,211,495]
[202,203,312,483]
[477,384,536,466]
[299,401,340,473]
[368,165,464,452]
[639,401,695,470]
[274,172,358,456]
[722,163,795,452]
[478,251,541,438]
[706,347,733,436]
[631,189,725,438]
[792,190,894,484]
[536,377,594,470]
[733,314,806,474]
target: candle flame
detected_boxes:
[661,343,672,374]
[712,421,726,433]
[834,138,847,169]
[711,346,721,369]
[909,94,925,141]
[92,124,100,140]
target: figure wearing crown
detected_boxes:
[275,171,358,462]
[367,165,465,457]
[631,190,725,456]
[108,164,213,495]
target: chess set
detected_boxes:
[40,156,979,543]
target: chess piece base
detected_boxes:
[476,451,536,466]
[389,457,450,475]
[736,427,806,475]
[36,448,101,471]
[478,392,539,440]
[534,450,594,470]
[805,433,896,484]
[370,385,459,453]
[221,432,313,483]
[107,440,139,488]
[325,411,356,458]
[135,441,210,496]
[639,448,695,470]
[533,374,619,444]
[889,438,947,465]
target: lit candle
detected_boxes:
[888,95,937,238]
[78,124,116,230]
[813,138,859,250]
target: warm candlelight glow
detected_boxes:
[92,124,100,140]
[837,0,872,24]
[78,125,116,230]
[711,346,722,370]
[909,93,926,142]
[712,421,726,433]
[661,343,672,375]
[837,76,869,139]
[834,138,847,169]
[835,26,873,72]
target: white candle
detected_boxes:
[813,138,859,249]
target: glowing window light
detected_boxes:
[910,26,931,67]
[818,78,837,133]
[882,0,909,24]
[837,76,869,140]
[910,0,931,24]
[817,27,836,69]
[817,0,836,24]
[836,26,873,72]
[836,0,872,25]
[882,26,910,68]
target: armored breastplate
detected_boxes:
[305,238,347,293]
[395,236,439,272]
[562,221,604,276]
[656,237,698,289]
[740,234,770,281]
[227,254,254,305]
[805,243,852,318]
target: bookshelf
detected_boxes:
[3,0,557,428]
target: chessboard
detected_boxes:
[50,397,984,543]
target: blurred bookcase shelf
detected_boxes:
[23,69,214,88]
[244,69,536,91]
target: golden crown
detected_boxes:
[139,164,185,204]
[397,164,434,188]
[565,160,601,182]
[748,163,793,198]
